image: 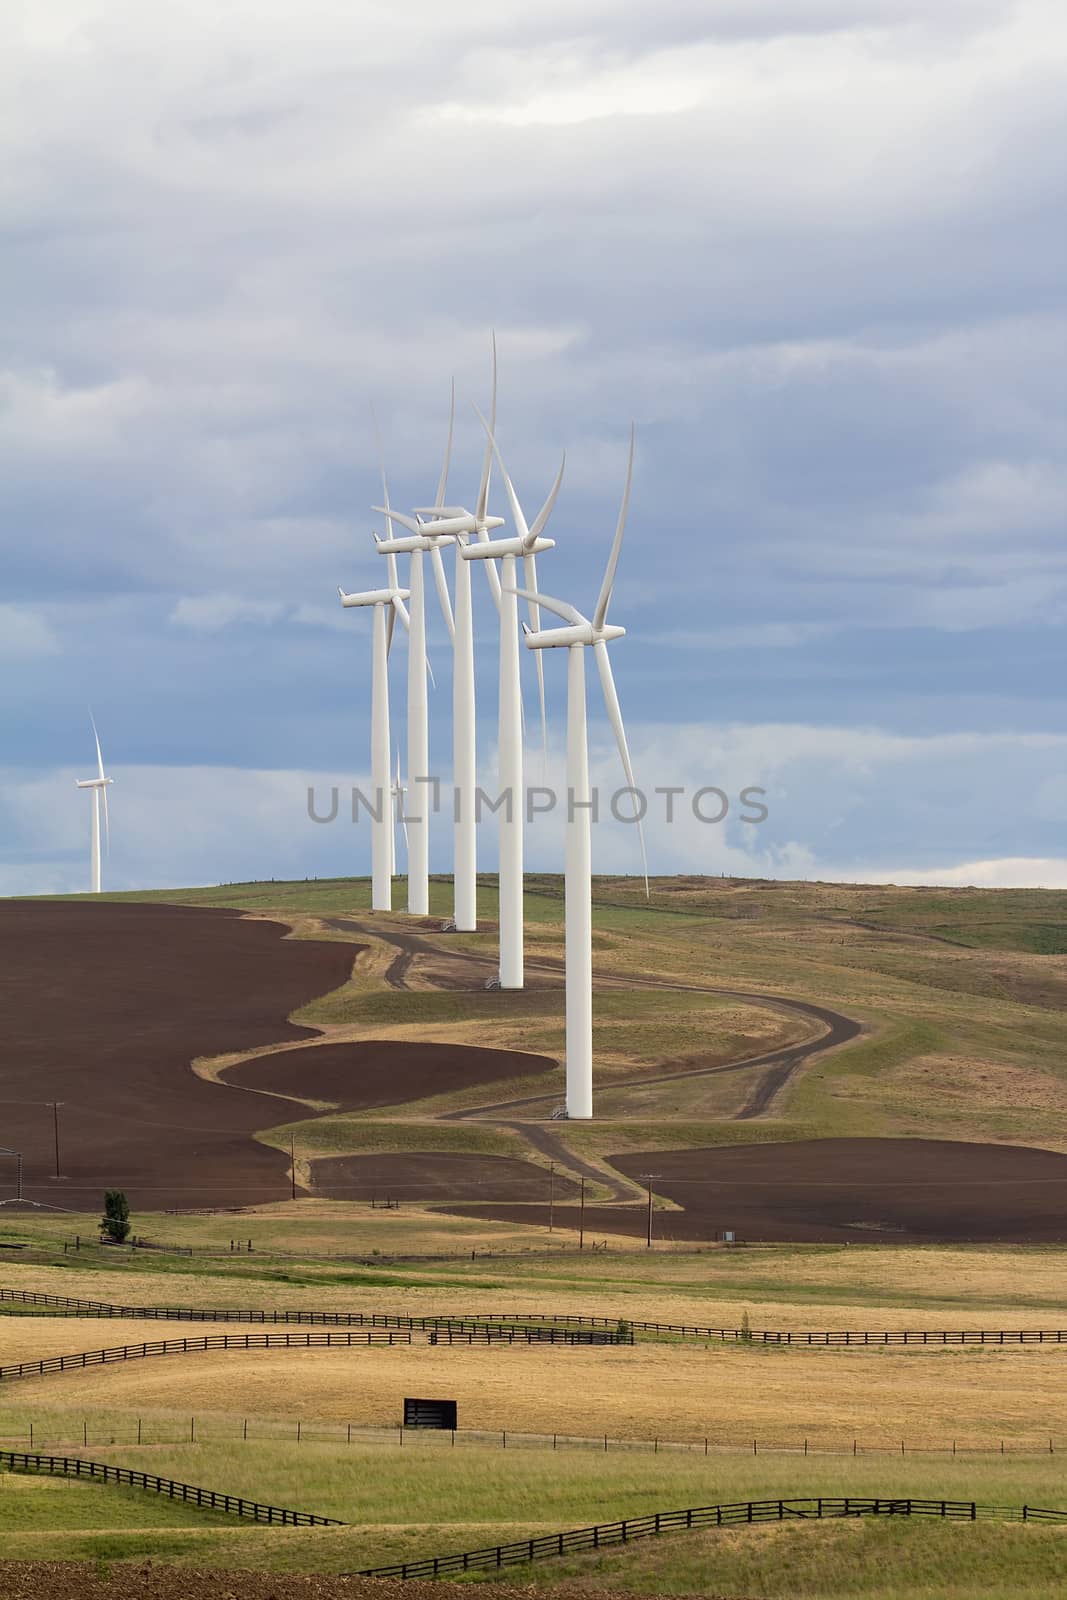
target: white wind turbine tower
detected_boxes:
[337,449,411,911]
[513,427,648,1118]
[463,418,565,988]
[410,340,506,933]
[373,394,461,918]
[75,715,114,895]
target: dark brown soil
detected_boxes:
[0,1564,737,1600]
[311,1151,579,1202]
[227,1041,553,1111]
[447,1138,1067,1244]
[0,903,356,1210]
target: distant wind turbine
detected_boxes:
[389,747,408,880]
[75,714,114,895]
[338,421,411,911]
[512,426,648,1117]
[412,336,506,932]
[373,391,459,917]
[463,415,565,988]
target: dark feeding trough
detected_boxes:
[404,1397,458,1430]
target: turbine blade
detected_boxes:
[594,638,648,898]
[101,779,111,855]
[479,533,503,612]
[90,711,105,782]
[371,405,394,541]
[524,551,548,774]
[430,543,455,643]
[434,380,455,512]
[527,451,566,545]
[593,423,635,632]
[508,586,586,627]
[372,506,420,535]
[414,506,466,517]
[386,601,396,657]
[475,330,498,525]
[426,651,437,691]
[392,594,411,632]
[473,404,530,544]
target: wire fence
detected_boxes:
[0,1415,1060,1460]
[0,1447,340,1525]
[354,1495,1067,1579]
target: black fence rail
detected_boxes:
[355,1495,1067,1580]
[492,1311,1067,1348]
[0,1447,341,1525]
[0,1290,630,1344]
[0,1329,413,1383]
[0,1325,631,1385]
[3,1288,1060,1347]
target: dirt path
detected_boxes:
[319,917,863,1199]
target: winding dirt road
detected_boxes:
[324,916,864,1198]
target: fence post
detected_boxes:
[347,1424,351,1444]
[804,1439,808,1456]
[137,1419,142,1445]
[190,1418,195,1443]
[705,1437,708,1456]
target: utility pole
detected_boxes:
[52,1102,63,1180]
[641,1173,660,1250]
[289,1133,297,1202]
[578,1175,585,1251]
[548,1162,555,1234]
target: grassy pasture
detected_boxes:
[2,1443,1067,1590]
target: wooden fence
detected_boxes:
[0,1324,631,1385]
[3,1287,1062,1346]
[355,1495,1067,1579]
[0,1447,340,1525]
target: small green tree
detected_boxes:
[740,1309,752,1345]
[100,1190,131,1244]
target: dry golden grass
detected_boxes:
[5,1338,1065,1450]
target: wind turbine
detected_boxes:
[512,426,648,1118]
[338,436,411,911]
[75,715,114,895]
[389,747,408,880]
[463,418,565,988]
[411,339,506,933]
[373,393,459,918]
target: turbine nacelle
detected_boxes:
[75,777,113,788]
[338,585,410,608]
[412,506,507,537]
[462,535,555,562]
[521,617,625,650]
[371,508,459,547]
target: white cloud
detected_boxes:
[169,595,285,630]
[5,717,1066,895]
[0,604,60,659]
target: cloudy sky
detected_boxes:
[2,0,1066,894]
